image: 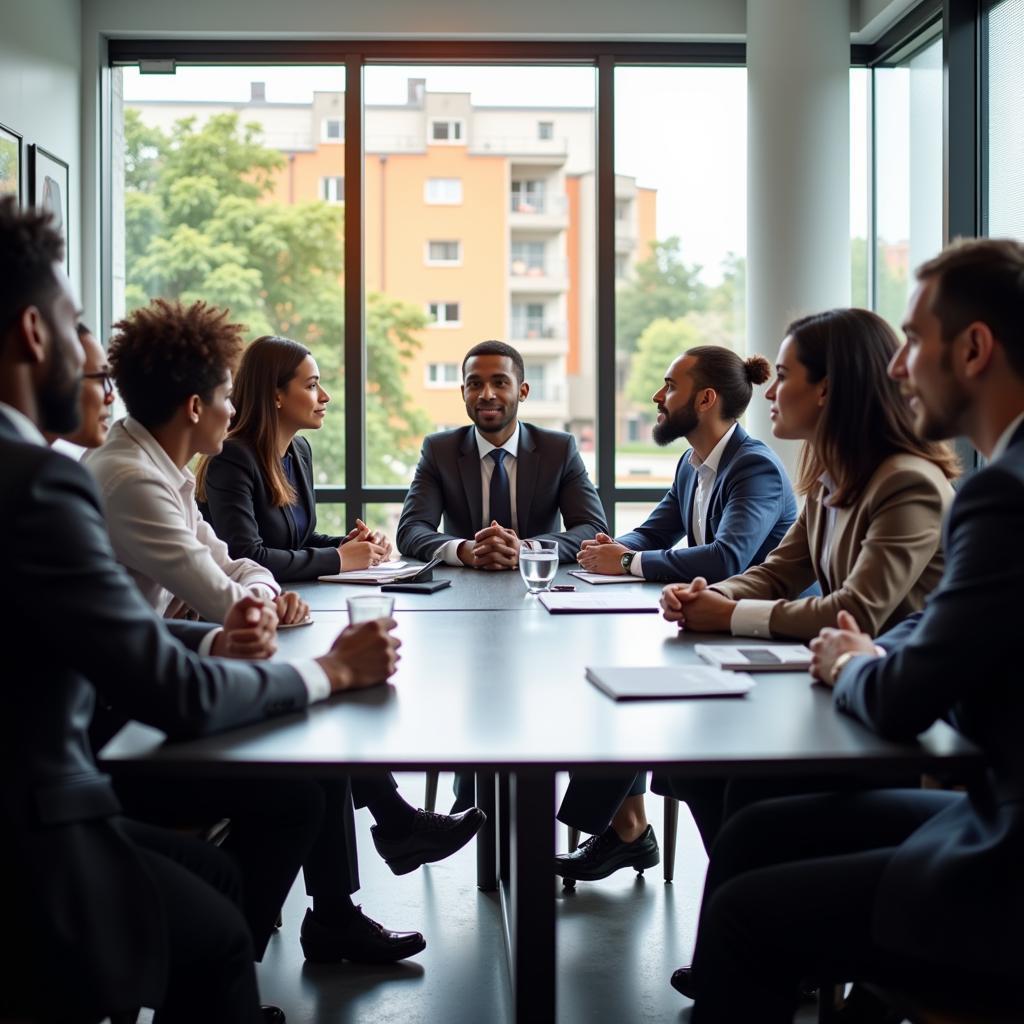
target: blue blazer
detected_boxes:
[615,424,796,582]
[834,421,1024,976]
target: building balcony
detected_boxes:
[472,135,568,160]
[509,193,569,229]
[509,259,568,293]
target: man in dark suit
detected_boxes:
[0,197,401,1023]
[397,339,608,568]
[675,238,1024,1022]
[556,346,796,883]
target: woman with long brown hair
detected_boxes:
[197,335,391,582]
[661,307,958,641]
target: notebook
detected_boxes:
[568,570,646,585]
[318,557,443,586]
[694,644,813,672]
[586,665,756,700]
[538,592,660,614]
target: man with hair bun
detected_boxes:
[560,345,797,885]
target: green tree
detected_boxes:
[627,316,703,409]
[122,110,430,486]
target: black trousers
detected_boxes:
[556,771,649,836]
[115,775,389,958]
[121,818,263,1024]
[688,788,1020,1023]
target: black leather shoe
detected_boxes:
[299,907,426,964]
[372,807,486,875]
[260,1007,286,1023]
[554,825,660,882]
[670,966,696,999]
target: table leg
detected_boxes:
[509,770,556,1024]
[476,770,497,891]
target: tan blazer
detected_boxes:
[712,453,955,640]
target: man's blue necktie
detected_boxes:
[489,448,512,528]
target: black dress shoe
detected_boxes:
[260,1006,286,1023]
[299,907,426,964]
[670,966,696,999]
[554,825,660,882]
[371,807,486,875]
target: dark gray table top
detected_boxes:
[101,610,980,778]
[292,564,666,611]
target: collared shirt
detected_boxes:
[0,401,47,445]
[437,423,522,566]
[84,417,281,623]
[628,422,738,579]
[990,411,1024,463]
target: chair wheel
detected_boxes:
[636,867,645,875]
[562,877,577,890]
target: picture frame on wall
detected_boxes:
[0,122,22,204]
[30,144,70,271]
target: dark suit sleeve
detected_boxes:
[616,462,689,554]
[16,455,309,741]
[529,435,608,562]
[396,438,465,562]
[623,453,791,583]
[203,443,342,582]
[165,620,219,651]
[833,468,1024,740]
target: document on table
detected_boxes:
[695,643,813,672]
[318,561,414,584]
[538,591,660,614]
[568,570,646,585]
[586,665,756,700]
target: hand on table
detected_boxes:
[460,521,520,571]
[659,577,736,632]
[275,590,310,626]
[809,610,879,687]
[349,518,393,561]
[316,618,402,693]
[212,595,279,660]
[577,533,631,574]
[339,538,389,571]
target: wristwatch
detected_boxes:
[620,551,636,574]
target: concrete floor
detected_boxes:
[255,772,713,1024]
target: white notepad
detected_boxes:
[538,591,660,614]
[586,665,756,700]
[695,644,813,672]
[568,570,645,585]
[318,561,411,584]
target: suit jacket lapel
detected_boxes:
[515,423,539,535]
[701,426,747,541]
[457,427,484,532]
[680,455,699,542]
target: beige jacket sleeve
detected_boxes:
[714,460,951,640]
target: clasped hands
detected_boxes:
[339,518,392,570]
[211,593,401,694]
[659,577,737,633]
[577,533,632,574]
[458,520,520,570]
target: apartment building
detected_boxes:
[128,78,656,438]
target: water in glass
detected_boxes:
[519,541,558,594]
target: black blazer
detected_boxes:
[0,415,308,1018]
[202,435,344,582]
[834,421,1024,977]
[396,422,608,563]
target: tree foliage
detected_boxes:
[122,108,430,485]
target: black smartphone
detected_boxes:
[380,580,452,594]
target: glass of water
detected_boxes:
[346,595,395,623]
[519,539,559,594]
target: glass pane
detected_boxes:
[873,38,943,329]
[362,65,597,486]
[850,68,871,308]
[315,503,347,538]
[614,68,747,488]
[364,503,406,550]
[116,65,346,483]
[986,0,1024,237]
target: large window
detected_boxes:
[985,0,1024,238]
[872,36,943,328]
[115,65,347,487]
[613,67,746,489]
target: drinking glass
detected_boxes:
[346,595,395,623]
[519,539,559,594]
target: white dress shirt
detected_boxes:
[629,422,738,579]
[84,418,280,623]
[437,423,522,565]
[990,411,1024,463]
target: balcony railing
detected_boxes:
[509,319,567,340]
[509,194,568,216]
[473,135,568,157]
[510,258,567,279]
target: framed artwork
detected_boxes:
[30,144,70,271]
[0,122,21,204]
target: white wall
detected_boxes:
[0,0,82,295]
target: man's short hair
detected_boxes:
[461,340,525,384]
[109,298,246,428]
[0,197,65,337]
[916,237,1024,378]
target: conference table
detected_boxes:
[101,564,983,1023]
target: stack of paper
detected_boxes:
[538,591,659,614]
[568,570,645,585]
[318,561,416,584]
[586,665,755,700]
[694,644,812,672]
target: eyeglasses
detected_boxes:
[82,371,114,399]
